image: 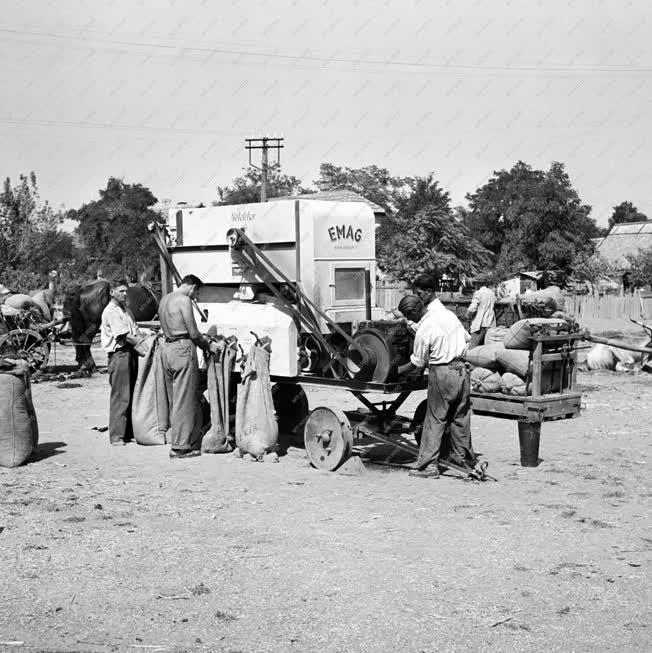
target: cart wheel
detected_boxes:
[273,384,309,446]
[0,329,50,375]
[304,407,353,471]
[410,399,428,446]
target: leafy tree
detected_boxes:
[68,177,160,281]
[608,201,648,231]
[316,163,410,215]
[625,246,652,288]
[216,164,311,205]
[570,252,618,289]
[379,207,492,283]
[0,172,74,291]
[464,161,600,281]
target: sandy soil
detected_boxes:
[0,342,650,653]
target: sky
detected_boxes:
[1,0,651,229]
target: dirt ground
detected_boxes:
[0,342,650,653]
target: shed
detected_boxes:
[596,221,652,268]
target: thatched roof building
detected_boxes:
[596,221,652,268]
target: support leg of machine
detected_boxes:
[517,421,541,467]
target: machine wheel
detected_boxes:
[0,329,50,375]
[273,384,309,446]
[410,399,428,447]
[304,407,353,471]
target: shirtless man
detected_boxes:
[158,274,213,459]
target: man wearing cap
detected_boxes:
[397,273,476,479]
[466,279,496,349]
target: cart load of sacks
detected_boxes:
[463,317,571,396]
[132,332,279,461]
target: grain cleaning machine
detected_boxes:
[152,199,582,473]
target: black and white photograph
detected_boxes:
[0,1,650,651]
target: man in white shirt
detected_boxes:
[466,279,496,349]
[397,273,477,478]
[101,279,142,446]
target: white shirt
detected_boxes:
[101,299,139,354]
[410,298,470,367]
[467,286,496,333]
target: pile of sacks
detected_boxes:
[464,317,570,396]
[130,332,280,461]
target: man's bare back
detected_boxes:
[159,291,200,340]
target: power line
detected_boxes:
[1,26,651,76]
[0,117,228,135]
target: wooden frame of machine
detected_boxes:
[150,199,582,472]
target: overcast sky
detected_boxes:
[1,0,651,227]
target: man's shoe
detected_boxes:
[408,465,440,479]
[111,440,126,447]
[169,449,201,459]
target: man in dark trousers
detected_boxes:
[100,278,142,446]
[397,273,477,478]
[158,274,214,459]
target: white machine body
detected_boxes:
[167,200,383,377]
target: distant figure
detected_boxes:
[158,274,215,460]
[31,270,59,321]
[466,280,496,349]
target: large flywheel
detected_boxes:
[345,328,392,383]
[304,407,353,471]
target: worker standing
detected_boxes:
[158,274,214,459]
[397,273,477,479]
[100,278,142,446]
[466,278,496,349]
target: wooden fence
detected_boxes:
[565,292,651,321]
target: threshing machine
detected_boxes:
[152,199,583,472]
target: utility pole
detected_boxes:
[245,137,284,202]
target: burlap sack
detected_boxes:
[503,318,566,350]
[236,342,278,458]
[464,343,504,370]
[484,326,509,344]
[470,367,501,393]
[0,360,38,467]
[131,336,169,445]
[500,372,527,396]
[496,348,530,377]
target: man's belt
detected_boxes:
[162,334,191,343]
[430,357,465,367]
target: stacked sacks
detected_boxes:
[503,318,566,350]
[0,358,39,467]
[470,367,501,393]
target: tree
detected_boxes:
[379,207,492,283]
[464,161,600,281]
[570,252,618,290]
[69,177,160,281]
[608,201,648,231]
[625,246,652,289]
[216,165,311,205]
[0,172,74,291]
